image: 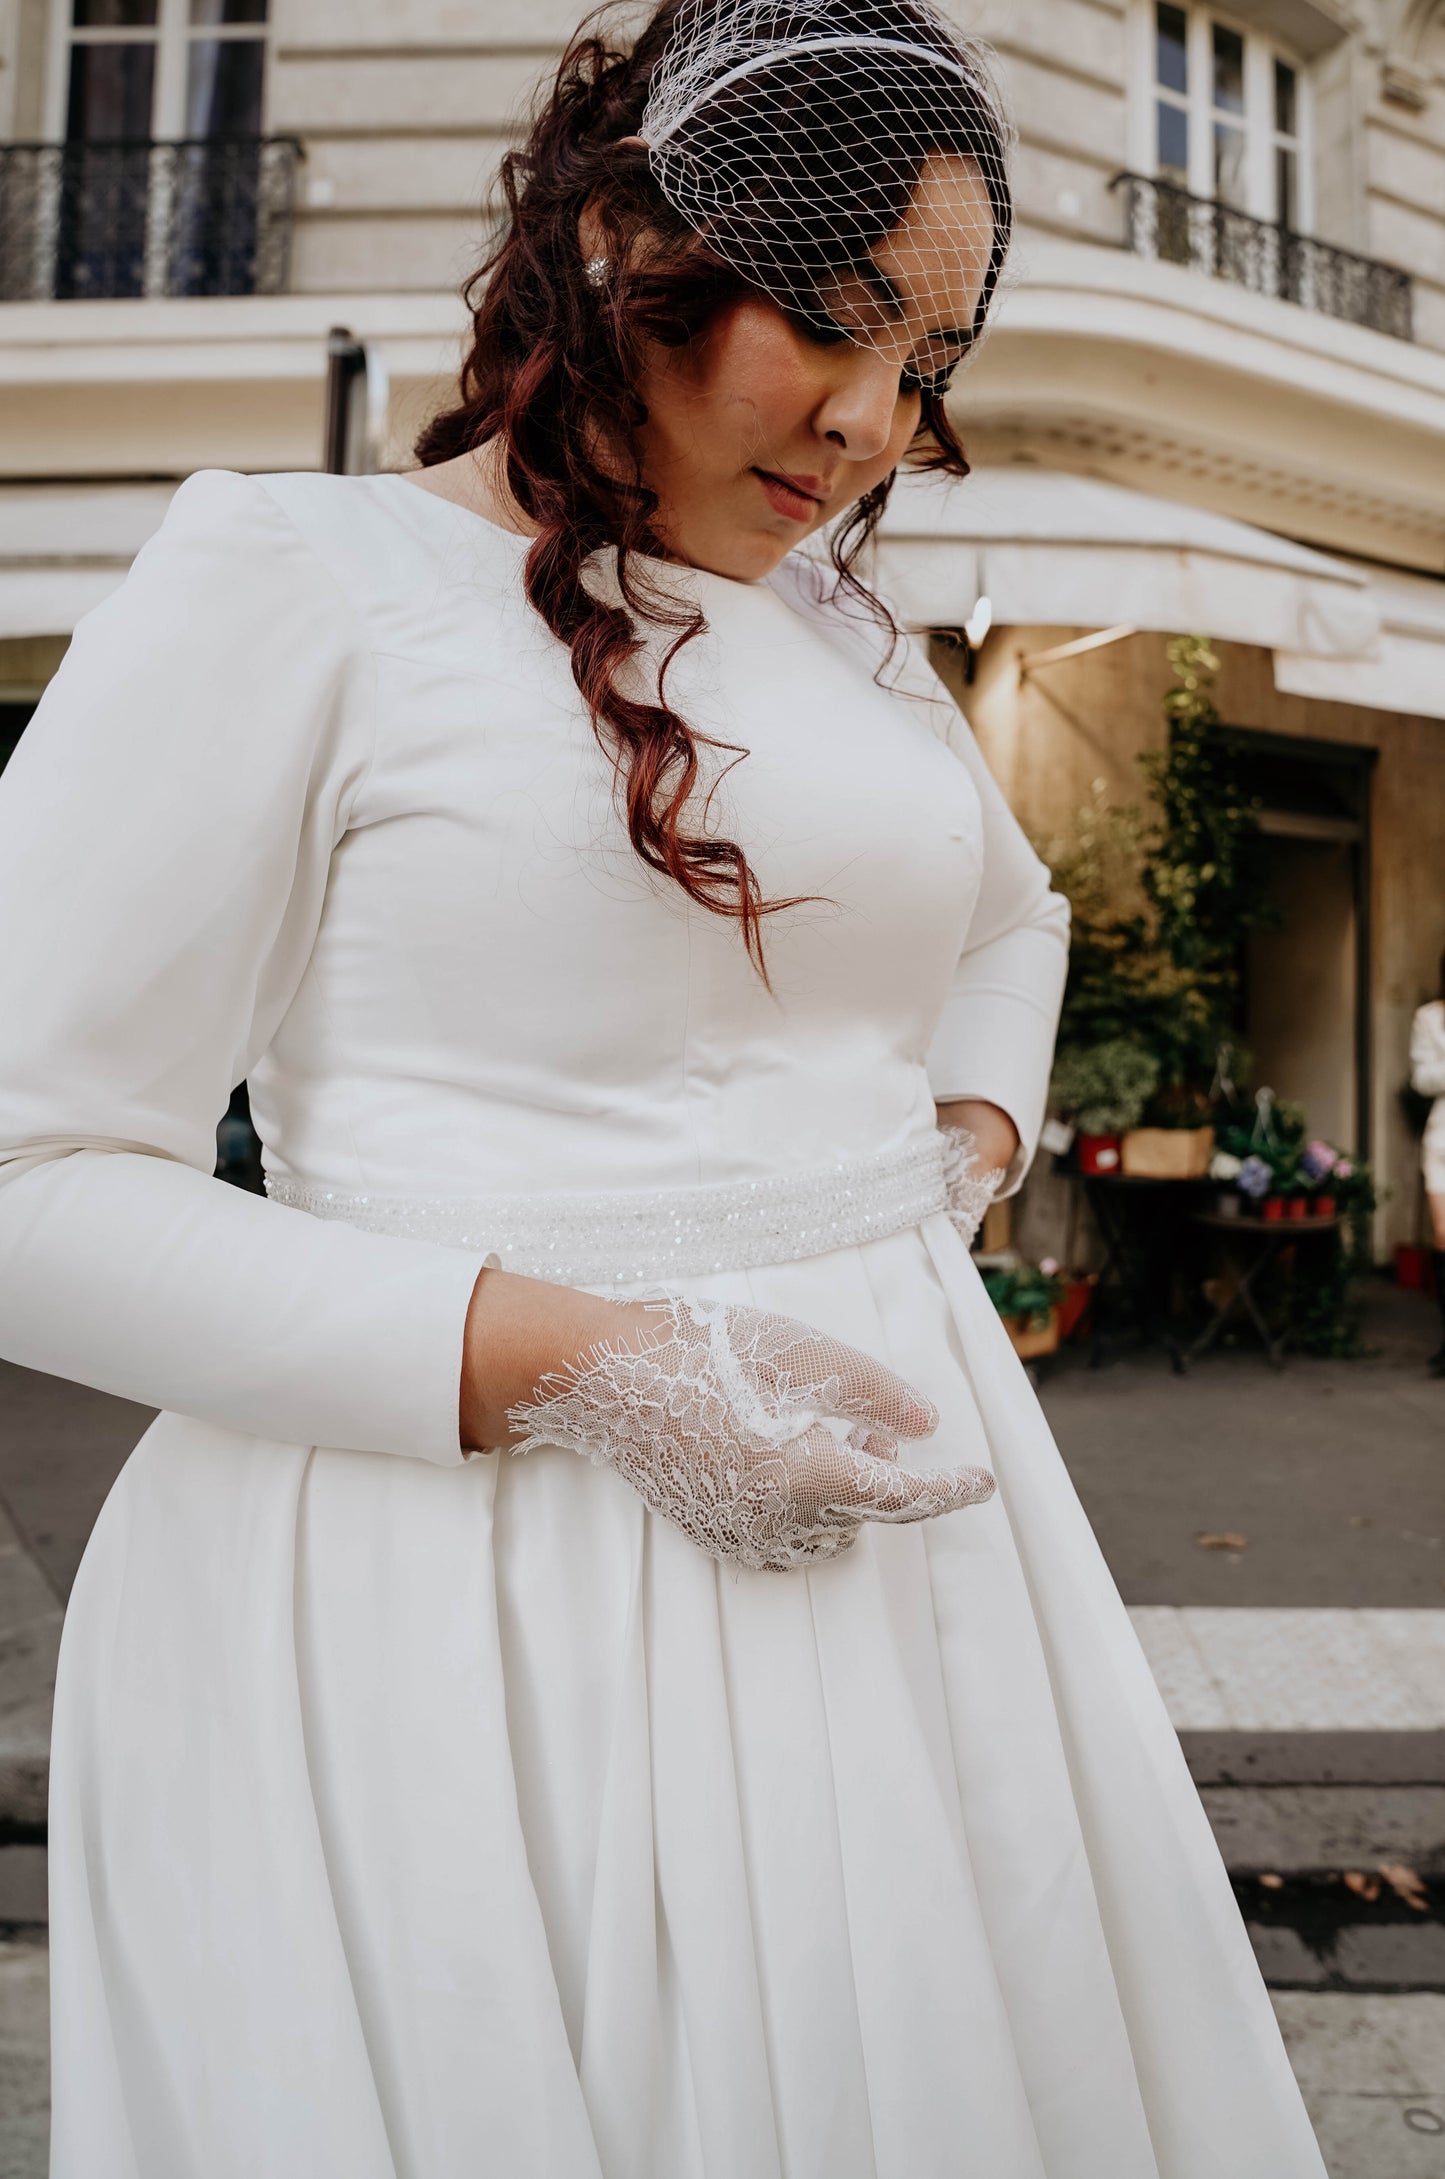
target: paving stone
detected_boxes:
[1183,1730,1445,1785]
[1333,1922,1445,1991]
[0,1852,46,1930]
[1201,1783,1445,1872]
[1128,1607,1445,1732]
[1251,1922,1330,1987]
[1273,1993,1445,2179]
[0,1939,47,2179]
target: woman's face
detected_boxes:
[633,156,996,582]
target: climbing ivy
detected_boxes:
[1140,635,1276,989]
[1044,635,1276,1099]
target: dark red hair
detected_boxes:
[417,0,1010,971]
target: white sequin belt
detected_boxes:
[266,1136,948,1287]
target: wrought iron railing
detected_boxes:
[0,136,301,303]
[1112,173,1413,343]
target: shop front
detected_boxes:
[878,466,1445,1264]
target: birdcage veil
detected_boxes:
[638,0,1011,390]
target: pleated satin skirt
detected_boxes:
[46,1219,1326,2178]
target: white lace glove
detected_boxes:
[939,1125,1007,1250]
[506,1295,996,1572]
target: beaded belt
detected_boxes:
[266,1136,948,1287]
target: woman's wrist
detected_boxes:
[459,1266,645,1453]
[935,1097,1021,1177]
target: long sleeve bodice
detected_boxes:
[0,468,1067,1458]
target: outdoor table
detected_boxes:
[1081,1173,1212,1374]
[1185,1211,1345,1370]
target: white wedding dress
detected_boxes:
[0,470,1324,2178]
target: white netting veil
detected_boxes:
[638,0,1011,391]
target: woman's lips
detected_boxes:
[753,469,826,522]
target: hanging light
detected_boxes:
[962,594,992,685]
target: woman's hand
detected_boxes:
[460,1274,996,1570]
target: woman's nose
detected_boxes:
[814,351,906,462]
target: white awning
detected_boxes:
[876,466,1381,659]
[0,482,176,640]
[1274,559,1445,720]
[876,466,1445,722]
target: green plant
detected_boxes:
[982,1262,1064,1330]
[1051,1039,1160,1135]
[1038,640,1279,1102]
[1038,785,1219,1083]
[1141,637,1278,987]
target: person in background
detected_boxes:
[1410,946,1445,1375]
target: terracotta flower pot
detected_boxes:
[1263,1198,1285,1223]
[1287,1197,1309,1222]
[1056,1276,1097,1344]
[1076,1133,1122,1176]
[1314,1195,1337,1219]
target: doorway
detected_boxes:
[1237,731,1374,1157]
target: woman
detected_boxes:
[1410,949,1445,1374]
[0,2,1325,2172]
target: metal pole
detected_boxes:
[323,324,367,474]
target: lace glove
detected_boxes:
[939,1125,1007,1251]
[506,1294,996,1572]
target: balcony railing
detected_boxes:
[0,136,301,303]
[1112,173,1414,343]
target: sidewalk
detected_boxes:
[0,1276,1441,2174]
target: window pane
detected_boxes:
[1275,59,1297,138]
[1157,100,1189,184]
[72,0,158,22]
[1156,3,1188,94]
[1214,119,1246,206]
[1276,145,1297,229]
[186,37,264,136]
[190,0,267,21]
[66,41,156,138]
[1212,23,1245,114]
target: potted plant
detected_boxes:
[1121,1081,1216,1180]
[1301,1139,1347,1218]
[982,1260,1065,1359]
[1049,1040,1160,1177]
[1234,1154,1272,1216]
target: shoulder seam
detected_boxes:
[244,474,380,828]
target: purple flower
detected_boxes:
[1237,1156,1272,1199]
[1334,1158,1353,1180]
[1302,1139,1339,1181]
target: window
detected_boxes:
[50,0,269,146]
[1139,1,1310,230]
[40,0,275,298]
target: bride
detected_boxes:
[0,1,1325,2172]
